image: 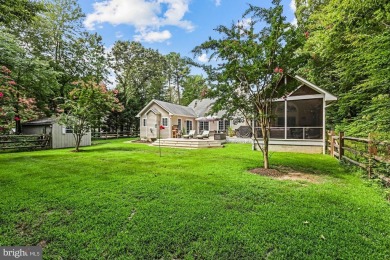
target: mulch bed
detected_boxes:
[249,168,286,177]
[249,167,322,183]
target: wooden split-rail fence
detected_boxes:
[327,131,389,185]
[92,131,139,139]
[0,134,51,151]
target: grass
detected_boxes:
[1,139,390,259]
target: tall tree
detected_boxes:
[194,0,294,168]
[16,0,109,107]
[0,0,45,27]
[71,32,110,83]
[0,29,58,119]
[181,75,208,106]
[165,52,190,104]
[110,41,166,130]
[299,0,390,135]
[0,66,43,134]
[111,41,166,104]
[29,0,86,97]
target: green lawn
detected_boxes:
[1,139,389,259]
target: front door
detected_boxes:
[186,120,192,134]
[146,112,159,138]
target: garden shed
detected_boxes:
[22,118,91,149]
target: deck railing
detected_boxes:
[254,127,323,140]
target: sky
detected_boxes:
[78,0,297,81]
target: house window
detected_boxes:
[162,117,168,127]
[62,126,73,134]
[218,120,230,132]
[199,121,209,131]
[177,119,182,131]
[186,120,192,134]
[143,118,146,127]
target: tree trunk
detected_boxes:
[263,136,269,169]
[75,134,82,152]
[261,118,270,169]
[177,84,180,104]
[176,76,181,104]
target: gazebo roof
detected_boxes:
[294,75,337,102]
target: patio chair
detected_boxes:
[196,130,209,139]
[183,130,196,138]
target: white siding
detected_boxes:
[139,103,174,140]
[22,122,91,149]
[52,123,91,149]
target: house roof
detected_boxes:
[22,117,56,126]
[188,98,226,118]
[137,76,336,119]
[136,99,197,117]
[188,98,215,117]
[155,100,197,117]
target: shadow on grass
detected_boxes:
[81,147,141,153]
[81,143,150,153]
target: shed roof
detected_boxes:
[22,117,56,126]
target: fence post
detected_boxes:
[330,130,335,157]
[367,133,373,178]
[339,132,344,160]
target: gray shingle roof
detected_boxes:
[137,98,222,118]
[188,98,215,117]
[22,117,56,126]
[154,100,197,117]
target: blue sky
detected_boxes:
[78,0,297,62]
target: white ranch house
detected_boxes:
[137,75,337,153]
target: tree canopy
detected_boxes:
[295,0,390,139]
[194,0,297,168]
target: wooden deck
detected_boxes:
[151,138,225,148]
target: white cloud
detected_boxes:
[159,0,194,31]
[197,53,208,63]
[84,0,194,43]
[237,18,252,30]
[289,0,296,12]
[289,0,297,26]
[291,17,298,26]
[214,0,221,6]
[115,31,124,38]
[134,30,172,42]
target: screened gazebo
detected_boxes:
[253,75,337,153]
